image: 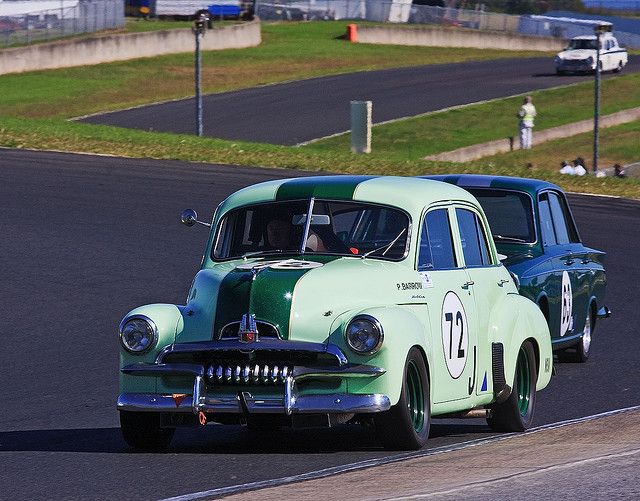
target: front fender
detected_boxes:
[119,303,184,393]
[490,294,552,393]
[328,304,431,406]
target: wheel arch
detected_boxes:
[489,294,552,394]
[335,305,432,407]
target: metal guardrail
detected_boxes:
[253,1,640,48]
[0,0,124,47]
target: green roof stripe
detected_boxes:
[275,176,377,201]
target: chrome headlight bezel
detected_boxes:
[345,314,384,355]
[119,315,158,355]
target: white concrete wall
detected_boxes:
[357,25,565,52]
[0,20,260,75]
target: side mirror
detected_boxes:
[181,209,211,228]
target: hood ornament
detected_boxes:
[238,313,259,343]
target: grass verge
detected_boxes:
[306,73,640,160]
[0,21,637,199]
[0,21,549,120]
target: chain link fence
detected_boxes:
[0,0,124,47]
[253,1,640,47]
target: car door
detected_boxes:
[453,205,507,398]
[418,205,478,404]
[539,191,588,341]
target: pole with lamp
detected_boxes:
[593,22,610,174]
[193,10,209,137]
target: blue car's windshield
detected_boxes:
[212,199,410,260]
[468,189,536,244]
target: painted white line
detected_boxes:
[295,81,587,147]
[157,404,640,501]
[384,448,640,500]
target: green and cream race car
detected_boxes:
[117,176,553,451]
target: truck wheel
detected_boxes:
[487,341,536,432]
[615,61,624,73]
[120,411,175,451]
[375,347,430,450]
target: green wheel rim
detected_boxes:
[406,360,425,432]
[516,346,531,416]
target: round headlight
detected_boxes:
[119,316,158,354]
[587,56,594,64]
[345,315,384,355]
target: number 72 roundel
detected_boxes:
[441,291,469,379]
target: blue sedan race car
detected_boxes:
[425,175,610,362]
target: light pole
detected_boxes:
[193,11,209,137]
[593,23,609,174]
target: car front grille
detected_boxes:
[206,363,291,385]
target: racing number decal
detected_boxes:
[560,270,573,337]
[441,291,468,379]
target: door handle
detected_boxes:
[462,281,474,289]
[497,279,509,287]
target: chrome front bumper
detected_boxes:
[118,340,390,416]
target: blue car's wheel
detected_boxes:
[487,340,537,432]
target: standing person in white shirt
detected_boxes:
[517,96,537,149]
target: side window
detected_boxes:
[538,193,557,247]
[548,192,570,245]
[418,209,457,270]
[456,208,492,267]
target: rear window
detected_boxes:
[468,189,535,244]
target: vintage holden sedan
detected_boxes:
[117,176,553,451]
[426,175,609,362]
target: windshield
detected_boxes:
[213,199,410,260]
[568,39,598,50]
[467,189,535,244]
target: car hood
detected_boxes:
[557,49,594,60]
[177,256,423,343]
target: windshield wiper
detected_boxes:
[241,249,285,259]
[493,234,528,243]
[362,228,407,259]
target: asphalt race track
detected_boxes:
[1,148,639,500]
[80,57,640,145]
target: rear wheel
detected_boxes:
[375,347,430,450]
[120,411,175,451]
[615,61,624,73]
[574,308,594,363]
[487,341,537,432]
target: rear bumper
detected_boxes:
[597,306,611,319]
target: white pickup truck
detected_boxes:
[554,33,628,75]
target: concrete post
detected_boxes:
[351,100,372,154]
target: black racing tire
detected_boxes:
[374,347,430,450]
[120,411,175,451]
[574,307,594,363]
[558,307,594,363]
[487,340,537,432]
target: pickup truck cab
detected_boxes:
[555,33,628,74]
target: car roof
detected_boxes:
[421,174,562,198]
[216,175,478,218]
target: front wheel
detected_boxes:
[374,347,430,450]
[120,411,175,451]
[487,340,537,432]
